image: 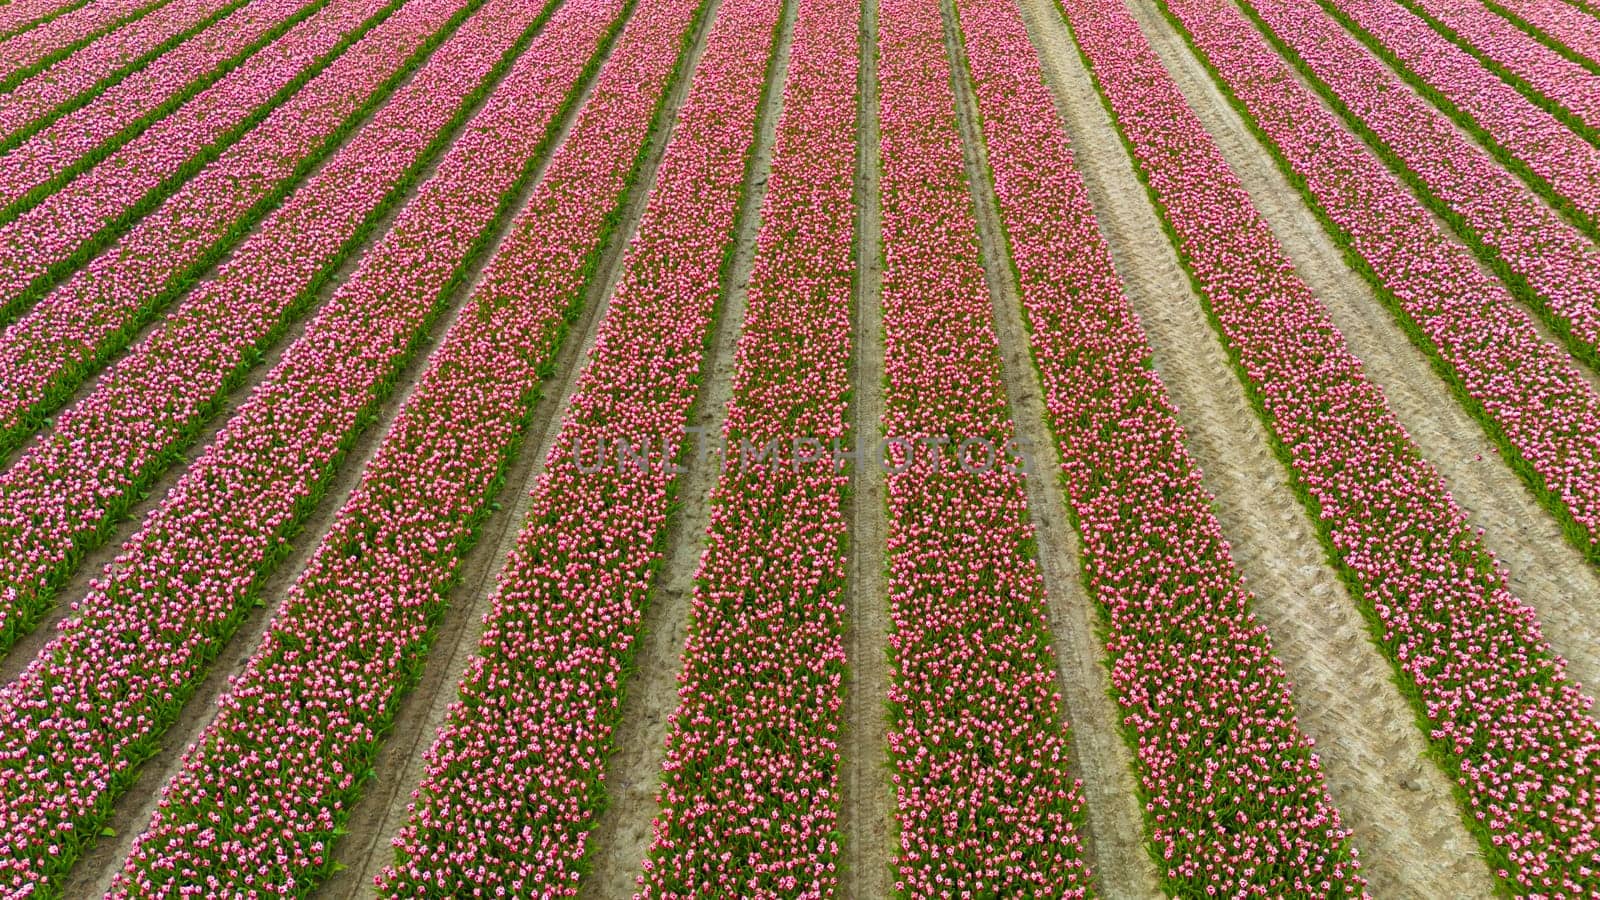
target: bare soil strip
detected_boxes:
[571,3,795,895]
[939,2,1163,895]
[838,0,894,893]
[316,6,727,894]
[1015,0,1497,895]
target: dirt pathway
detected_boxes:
[838,0,894,893]
[1014,0,1496,894]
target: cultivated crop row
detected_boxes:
[1278,0,1600,389]
[0,0,97,41]
[0,0,498,466]
[0,0,249,143]
[1397,0,1600,128]
[638,0,856,891]
[0,0,172,87]
[0,0,420,335]
[1485,0,1600,70]
[953,0,1365,893]
[3,0,705,887]
[1176,0,1600,587]
[104,0,641,892]
[1324,0,1600,229]
[2,0,1600,892]
[876,0,1090,892]
[1059,0,1600,891]
[0,0,392,225]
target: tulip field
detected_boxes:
[7,0,1600,893]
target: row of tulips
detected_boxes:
[0,0,553,661]
[379,0,784,892]
[113,0,709,891]
[0,0,395,225]
[1484,0,1600,70]
[4,0,637,892]
[876,0,1089,893]
[0,0,478,455]
[1059,0,1600,891]
[1225,0,1600,551]
[1318,0,1600,233]
[0,0,249,149]
[638,0,856,892]
[0,0,94,41]
[1395,0,1600,130]
[954,0,1364,892]
[0,0,172,86]
[0,0,323,168]
[1259,0,1600,394]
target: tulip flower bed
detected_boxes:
[1177,0,1600,551]
[0,0,324,167]
[0,0,397,222]
[875,0,1091,894]
[952,0,1365,893]
[0,0,571,670]
[0,0,633,892]
[9,0,1600,888]
[1059,0,1600,892]
[0,0,176,87]
[1235,0,1600,391]
[1564,0,1600,23]
[1307,0,1600,231]
[1396,0,1600,129]
[1485,0,1600,70]
[0,0,95,41]
[0,0,251,144]
[635,0,854,893]
[379,0,783,893]
[0,0,483,450]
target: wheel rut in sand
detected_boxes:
[839,0,895,892]
[1016,0,1496,894]
[940,1,1162,895]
